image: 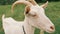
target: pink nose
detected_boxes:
[50,26,54,30]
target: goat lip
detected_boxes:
[46,29,55,33]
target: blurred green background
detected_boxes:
[0,0,60,5]
[0,0,60,34]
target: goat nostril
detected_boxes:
[50,26,54,30]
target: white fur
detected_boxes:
[2,1,55,34]
[2,15,24,34]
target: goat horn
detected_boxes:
[28,0,37,5]
[41,1,48,8]
[11,1,32,13]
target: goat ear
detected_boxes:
[25,6,30,14]
[41,1,48,8]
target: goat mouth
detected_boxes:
[46,29,55,33]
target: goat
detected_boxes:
[2,1,55,34]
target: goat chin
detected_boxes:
[2,14,24,34]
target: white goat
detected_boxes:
[2,1,55,34]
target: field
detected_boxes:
[0,1,60,34]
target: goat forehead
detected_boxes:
[30,6,45,14]
[31,6,44,12]
[31,6,40,9]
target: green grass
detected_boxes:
[0,1,60,34]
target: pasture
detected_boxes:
[0,1,60,34]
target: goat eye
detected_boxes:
[32,14,36,17]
